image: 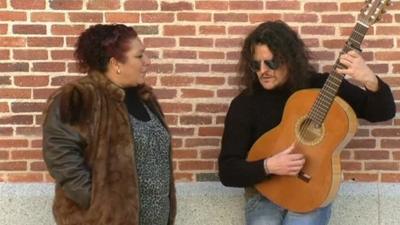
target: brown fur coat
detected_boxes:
[42,71,176,225]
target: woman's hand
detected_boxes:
[264,144,305,176]
[337,50,379,92]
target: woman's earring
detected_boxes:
[117,68,121,74]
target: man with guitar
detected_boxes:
[218,20,395,225]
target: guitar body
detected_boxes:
[246,89,358,213]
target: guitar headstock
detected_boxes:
[359,0,392,25]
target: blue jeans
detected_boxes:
[245,194,332,225]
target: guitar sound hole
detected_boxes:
[296,118,324,145]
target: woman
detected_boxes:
[218,21,395,225]
[42,24,176,225]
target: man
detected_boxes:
[218,20,395,225]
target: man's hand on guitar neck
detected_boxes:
[337,50,379,92]
[264,144,305,176]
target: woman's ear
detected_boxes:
[108,57,120,74]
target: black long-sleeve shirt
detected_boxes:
[218,73,396,187]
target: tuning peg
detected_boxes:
[386,1,393,6]
[376,16,382,22]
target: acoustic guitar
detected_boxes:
[246,0,391,213]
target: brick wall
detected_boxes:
[0,0,399,183]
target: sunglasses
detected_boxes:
[249,58,280,72]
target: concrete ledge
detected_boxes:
[1,182,399,225]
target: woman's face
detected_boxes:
[252,44,288,90]
[114,38,150,87]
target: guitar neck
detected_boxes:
[309,22,370,125]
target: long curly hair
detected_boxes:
[239,20,316,94]
[74,24,138,73]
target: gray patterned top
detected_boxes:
[129,104,171,225]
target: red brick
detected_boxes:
[0,26,7,35]
[143,38,176,48]
[161,1,193,11]
[323,39,346,49]
[8,173,43,182]
[173,150,198,159]
[153,88,177,99]
[0,127,13,136]
[28,37,63,47]
[228,26,255,35]
[11,0,45,9]
[340,150,351,160]
[141,13,174,23]
[266,1,300,10]
[179,161,214,170]
[33,88,57,99]
[33,62,65,72]
[382,173,400,182]
[31,12,65,22]
[226,51,240,60]
[176,64,209,73]
[195,1,228,10]
[180,116,212,125]
[105,13,139,23]
[340,2,363,11]
[0,63,29,72]
[11,150,43,160]
[0,76,11,85]
[148,64,173,73]
[382,77,400,87]
[51,25,86,35]
[87,0,120,10]
[212,64,236,73]
[284,13,318,23]
[303,38,320,48]
[31,140,42,148]
[304,2,338,12]
[0,88,31,99]
[343,173,378,182]
[15,76,49,87]
[365,162,399,170]
[164,50,196,59]
[214,13,248,22]
[181,89,214,98]
[0,162,26,171]
[196,104,228,113]
[124,0,158,10]
[372,128,400,137]
[164,25,196,36]
[339,27,374,36]
[199,51,224,59]
[249,13,281,23]
[174,172,194,181]
[160,103,192,113]
[11,102,46,113]
[13,25,46,34]
[310,51,335,61]
[0,11,26,21]
[0,115,33,125]
[346,139,376,148]
[51,50,74,60]
[196,77,225,85]
[229,1,263,10]
[50,0,83,10]
[185,138,220,147]
[199,26,226,35]
[0,102,9,112]
[16,127,41,136]
[180,38,213,47]
[0,151,9,160]
[13,49,48,60]
[30,161,47,171]
[382,139,400,148]
[170,127,195,136]
[301,26,335,35]
[0,49,8,60]
[200,149,220,159]
[44,173,55,182]
[341,161,362,171]
[376,51,400,61]
[354,150,389,160]
[0,37,26,47]
[178,12,211,21]
[217,89,239,98]
[363,39,394,48]
[0,139,28,148]
[172,138,183,148]
[199,127,223,137]
[376,26,400,35]
[321,14,355,23]
[0,0,5,8]
[165,115,178,125]
[215,38,243,48]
